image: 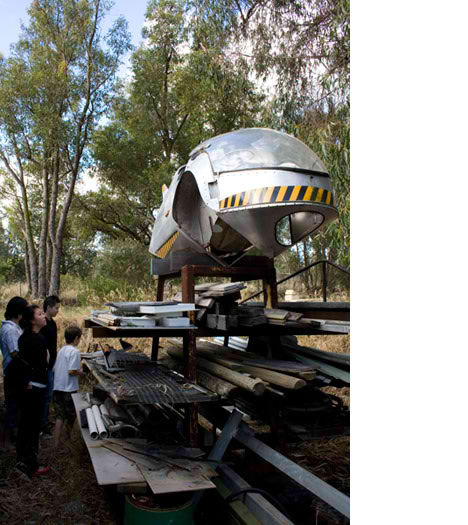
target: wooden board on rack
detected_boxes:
[103,439,217,494]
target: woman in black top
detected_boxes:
[15,304,50,479]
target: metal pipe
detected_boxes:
[86,408,99,440]
[92,405,109,439]
[322,261,327,302]
[99,403,110,418]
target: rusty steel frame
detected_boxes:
[152,257,279,446]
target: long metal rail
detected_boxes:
[202,406,350,519]
[240,259,350,304]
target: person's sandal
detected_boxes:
[33,466,51,476]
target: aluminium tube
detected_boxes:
[86,408,99,440]
[99,403,110,418]
[92,405,109,439]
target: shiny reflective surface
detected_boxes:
[191,128,327,174]
[276,212,324,247]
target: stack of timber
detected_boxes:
[90,301,196,328]
[171,282,349,333]
[91,311,122,326]
[175,281,245,330]
[215,336,350,385]
[166,339,317,398]
[238,305,267,327]
[194,282,246,297]
[280,337,350,385]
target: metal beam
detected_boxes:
[218,464,295,525]
[192,409,243,506]
[201,406,350,519]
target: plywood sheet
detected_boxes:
[87,446,145,485]
[103,440,217,494]
[139,463,216,494]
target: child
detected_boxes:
[52,325,83,449]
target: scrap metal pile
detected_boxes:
[82,345,217,427]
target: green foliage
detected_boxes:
[2,0,350,290]
[0,0,132,296]
[0,224,25,283]
[85,0,264,245]
[296,103,350,269]
[92,239,153,286]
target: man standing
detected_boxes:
[0,296,28,450]
[40,295,61,437]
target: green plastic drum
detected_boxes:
[124,495,196,525]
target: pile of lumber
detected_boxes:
[90,302,196,328]
[194,282,246,297]
[175,282,350,333]
[215,336,350,385]
[166,339,317,397]
[91,311,121,326]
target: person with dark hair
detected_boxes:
[40,295,61,436]
[52,325,83,449]
[0,296,28,450]
[14,304,50,479]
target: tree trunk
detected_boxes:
[48,240,61,296]
[24,245,32,296]
[46,236,53,292]
[302,239,310,291]
[19,186,38,298]
[38,163,49,298]
[24,232,38,297]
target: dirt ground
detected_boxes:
[0,310,349,524]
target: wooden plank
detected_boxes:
[245,301,350,321]
[71,394,147,486]
[139,463,216,494]
[88,318,196,331]
[264,309,290,320]
[103,439,217,494]
[189,340,317,373]
[88,446,146,485]
[102,442,162,470]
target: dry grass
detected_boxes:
[0,425,118,524]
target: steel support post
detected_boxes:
[322,261,327,302]
[151,276,166,361]
[192,409,243,507]
[181,265,198,446]
[262,260,278,308]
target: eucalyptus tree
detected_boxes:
[187,0,350,272]
[86,0,263,248]
[0,0,131,296]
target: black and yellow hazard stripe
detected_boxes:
[155,231,179,258]
[219,185,334,210]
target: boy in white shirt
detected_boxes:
[52,325,83,449]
